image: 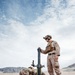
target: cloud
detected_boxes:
[30,0,75,68]
[0,0,75,70]
[0,20,33,67]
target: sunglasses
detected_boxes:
[45,38,50,40]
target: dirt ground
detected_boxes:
[0,71,75,75]
[44,70,75,75]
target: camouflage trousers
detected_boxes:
[47,54,61,75]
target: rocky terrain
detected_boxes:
[63,63,75,71]
[0,63,75,73]
[0,67,26,73]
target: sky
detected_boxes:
[0,0,75,71]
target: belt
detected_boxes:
[48,53,55,55]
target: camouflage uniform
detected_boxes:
[19,68,29,75]
[19,66,45,75]
[40,35,61,75]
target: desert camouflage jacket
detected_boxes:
[41,40,60,56]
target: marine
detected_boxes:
[19,66,45,75]
[39,35,61,75]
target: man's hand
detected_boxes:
[38,47,41,50]
[37,47,42,52]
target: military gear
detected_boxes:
[19,68,29,75]
[31,48,45,75]
[43,35,52,40]
[40,40,61,75]
[47,54,61,75]
[40,40,60,56]
[19,67,45,75]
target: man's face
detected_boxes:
[45,38,50,42]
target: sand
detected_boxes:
[0,73,19,75]
[0,70,75,75]
[44,70,75,75]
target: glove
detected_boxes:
[37,47,41,51]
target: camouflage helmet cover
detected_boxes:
[28,66,34,72]
[43,35,52,39]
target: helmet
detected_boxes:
[43,35,52,40]
[28,66,34,72]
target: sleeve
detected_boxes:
[40,45,51,54]
[54,41,60,56]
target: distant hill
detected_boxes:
[1,63,75,73]
[0,67,26,73]
[63,63,75,71]
[67,63,75,68]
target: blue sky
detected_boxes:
[0,0,75,71]
[0,0,46,25]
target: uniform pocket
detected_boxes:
[54,61,59,68]
[54,55,58,62]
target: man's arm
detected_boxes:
[40,45,51,54]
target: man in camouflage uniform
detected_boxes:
[19,66,45,75]
[19,68,29,75]
[39,35,61,75]
[19,66,35,75]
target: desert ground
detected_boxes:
[44,70,75,75]
[0,70,75,75]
